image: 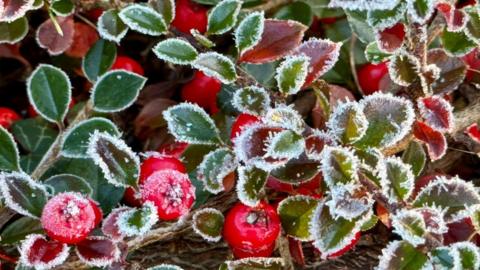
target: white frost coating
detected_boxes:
[329,0,399,11]
[0,126,21,170]
[86,130,140,187]
[226,257,285,270]
[0,0,34,22]
[162,102,221,145]
[192,208,224,242]
[152,38,198,65]
[197,148,238,194]
[450,242,480,270]
[378,156,415,204]
[366,1,406,30]
[469,204,480,232]
[320,146,360,188]
[391,209,426,246]
[305,129,338,161]
[376,240,429,270]
[149,0,175,23]
[0,171,47,218]
[75,236,121,268]
[277,195,319,241]
[98,10,128,43]
[207,0,242,35]
[360,92,415,148]
[326,101,368,144]
[275,54,310,95]
[417,96,455,133]
[101,206,130,241]
[436,1,468,33]
[192,52,237,84]
[19,234,70,270]
[388,52,421,87]
[264,130,305,160]
[119,4,167,36]
[147,264,184,270]
[26,64,72,124]
[326,184,373,221]
[231,86,271,116]
[236,164,266,207]
[264,105,305,134]
[406,0,436,24]
[116,201,158,237]
[416,206,448,234]
[357,147,383,172]
[234,11,264,54]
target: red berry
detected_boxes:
[124,155,187,206]
[157,142,189,159]
[86,8,104,22]
[110,56,144,76]
[171,0,208,34]
[41,192,99,244]
[230,113,261,142]
[28,99,75,118]
[181,71,222,114]
[357,62,388,95]
[88,198,103,226]
[140,169,195,220]
[326,232,361,258]
[223,201,281,258]
[0,107,21,129]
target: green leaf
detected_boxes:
[401,141,425,177]
[379,157,415,203]
[364,42,391,64]
[327,101,368,144]
[237,165,268,207]
[191,29,216,48]
[0,17,28,44]
[367,1,406,30]
[451,242,480,270]
[278,195,319,241]
[466,8,480,43]
[0,217,43,244]
[441,30,477,57]
[163,103,222,145]
[275,55,309,96]
[92,70,147,112]
[0,127,20,172]
[192,208,224,242]
[232,86,270,115]
[377,241,430,270]
[119,4,167,36]
[226,258,285,270]
[61,117,120,158]
[117,202,158,236]
[321,146,359,187]
[50,0,74,16]
[470,204,480,232]
[273,2,313,26]
[82,39,117,82]
[217,84,240,115]
[206,0,242,35]
[235,11,264,54]
[198,148,237,194]
[407,0,435,24]
[153,38,198,65]
[87,131,140,188]
[27,64,72,124]
[388,53,421,86]
[270,155,320,184]
[98,9,129,43]
[265,130,305,160]
[181,144,217,172]
[345,10,375,44]
[44,174,93,196]
[193,52,237,84]
[0,172,48,218]
[431,247,455,269]
[149,0,175,24]
[147,265,184,270]
[391,210,426,246]
[360,214,378,231]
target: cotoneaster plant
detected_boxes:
[1,0,480,269]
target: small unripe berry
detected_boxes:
[0,107,21,129]
[357,62,388,95]
[111,56,144,76]
[171,0,208,34]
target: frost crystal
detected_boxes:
[326,184,373,221]
[275,54,310,95]
[197,148,238,194]
[192,208,224,242]
[378,157,415,204]
[264,130,305,160]
[329,0,400,11]
[391,209,426,246]
[264,105,305,134]
[450,242,480,270]
[407,0,436,24]
[19,234,70,270]
[116,201,158,237]
[232,86,271,116]
[234,11,265,54]
[417,96,454,133]
[326,101,368,144]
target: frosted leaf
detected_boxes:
[190,28,215,48]
[326,101,368,144]
[118,4,167,36]
[206,0,242,35]
[236,164,268,207]
[197,148,238,194]
[417,96,454,133]
[277,195,320,241]
[416,207,448,235]
[378,157,415,204]
[116,201,158,237]
[388,52,421,86]
[436,2,468,33]
[441,29,477,57]
[407,0,436,24]
[0,17,29,44]
[0,0,34,23]
[376,23,406,53]
[390,209,427,246]
[0,125,21,172]
[469,204,480,232]
[35,16,74,56]
[264,105,305,134]
[75,236,120,268]
[19,234,70,270]
[450,242,480,270]
[326,184,373,221]
[466,123,480,144]
[192,52,237,84]
[413,120,447,161]
[365,42,391,64]
[402,141,426,177]
[264,130,305,160]
[192,208,224,242]
[275,55,310,95]
[376,240,430,270]
[367,1,406,30]
[234,11,264,54]
[232,86,270,116]
[305,129,337,161]
[225,257,285,269]
[152,38,198,65]
[147,264,184,270]
[329,0,400,11]
[148,0,175,24]
[320,146,359,188]
[97,9,128,43]
[101,206,130,241]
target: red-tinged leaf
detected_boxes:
[417,96,454,132]
[412,173,449,199]
[413,121,447,161]
[443,218,480,245]
[437,2,468,32]
[376,23,405,53]
[65,22,99,58]
[75,236,120,268]
[36,16,75,55]
[466,123,480,144]
[291,38,341,88]
[0,0,34,22]
[288,237,305,266]
[101,207,130,241]
[19,234,69,269]
[375,203,391,228]
[239,19,307,64]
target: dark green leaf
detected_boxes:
[274,2,313,26]
[117,202,158,236]
[237,165,268,207]
[98,9,128,43]
[278,195,319,240]
[235,11,264,54]
[275,55,309,96]
[441,30,477,57]
[0,17,28,44]
[82,39,117,82]
[345,10,375,43]
[402,141,425,177]
[193,52,237,84]
[365,42,391,64]
[153,38,198,65]
[232,86,270,115]
[44,174,93,196]
[367,1,406,29]
[207,0,241,35]
[377,241,429,269]
[388,53,420,86]
[0,217,43,244]
[0,127,20,172]
[119,4,167,36]
[149,0,175,24]
[198,148,237,194]
[192,208,224,242]
[379,157,415,203]
[50,0,74,16]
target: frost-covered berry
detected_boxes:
[123,155,186,206]
[171,0,208,34]
[88,198,103,226]
[181,71,222,114]
[230,113,261,142]
[140,169,195,220]
[357,62,388,95]
[223,201,281,258]
[41,192,100,244]
[0,107,21,129]
[110,56,144,76]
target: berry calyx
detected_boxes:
[326,232,361,258]
[357,62,388,95]
[28,99,75,118]
[0,107,21,129]
[223,201,281,258]
[41,192,100,244]
[171,0,208,34]
[181,71,222,114]
[230,113,262,142]
[140,169,195,220]
[110,56,145,76]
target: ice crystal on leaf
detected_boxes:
[407,0,436,24]
[116,201,158,237]
[264,105,305,134]
[378,157,415,204]
[390,209,427,246]
[75,236,120,268]
[0,0,34,23]
[326,184,373,221]
[320,146,360,188]
[326,101,368,144]
[236,164,268,207]
[19,234,70,270]
[197,148,238,194]
[450,242,480,270]
[234,11,265,54]
[417,95,454,133]
[275,54,310,95]
[305,130,337,161]
[232,86,270,116]
[102,206,131,241]
[376,240,431,270]
[329,0,400,11]
[264,130,305,160]
[192,208,224,242]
